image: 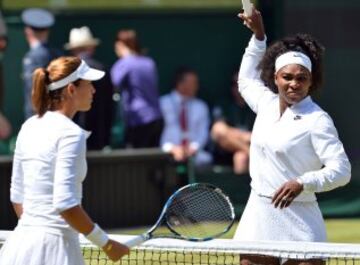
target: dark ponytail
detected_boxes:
[32,68,50,117]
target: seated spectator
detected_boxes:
[211,72,255,174]
[160,67,212,167]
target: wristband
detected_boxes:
[296,178,304,186]
[86,223,109,248]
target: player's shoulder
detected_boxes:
[303,98,328,117]
[298,97,334,128]
[45,111,84,136]
[21,115,38,129]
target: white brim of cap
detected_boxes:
[79,67,105,81]
[47,60,106,91]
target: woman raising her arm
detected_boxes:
[235,7,351,265]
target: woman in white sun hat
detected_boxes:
[0,56,129,265]
[64,26,100,51]
[64,26,114,151]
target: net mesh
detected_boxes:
[1,232,360,264]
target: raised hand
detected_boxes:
[237,7,265,41]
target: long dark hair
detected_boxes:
[258,33,325,94]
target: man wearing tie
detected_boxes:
[21,8,61,119]
[160,67,212,167]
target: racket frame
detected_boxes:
[124,183,235,247]
[150,183,236,241]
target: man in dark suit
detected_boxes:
[21,8,61,119]
[65,26,114,150]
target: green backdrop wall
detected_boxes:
[2,9,259,132]
[1,2,360,218]
[280,0,360,159]
[2,1,358,162]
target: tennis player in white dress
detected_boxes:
[234,7,351,265]
[0,57,129,265]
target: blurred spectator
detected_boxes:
[111,29,163,148]
[65,26,114,150]
[160,67,212,167]
[0,112,11,140]
[0,11,8,109]
[211,72,255,174]
[0,12,12,140]
[21,8,62,119]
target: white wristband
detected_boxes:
[296,178,304,186]
[86,224,109,248]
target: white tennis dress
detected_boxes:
[0,111,90,265]
[234,35,351,241]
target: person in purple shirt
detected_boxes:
[111,29,163,148]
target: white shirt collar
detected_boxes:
[172,90,191,104]
[290,96,313,113]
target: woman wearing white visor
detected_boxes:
[234,6,351,265]
[0,57,129,264]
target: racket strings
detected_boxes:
[173,188,233,219]
[166,186,234,239]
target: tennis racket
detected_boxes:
[242,0,253,16]
[124,183,235,248]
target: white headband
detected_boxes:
[275,51,312,73]
[47,60,105,91]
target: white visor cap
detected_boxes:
[47,60,105,91]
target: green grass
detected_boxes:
[325,219,360,243]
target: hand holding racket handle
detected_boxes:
[238,4,265,41]
[102,239,130,262]
[124,234,148,248]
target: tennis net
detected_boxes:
[1,231,360,264]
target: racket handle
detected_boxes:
[123,234,147,248]
[242,0,253,16]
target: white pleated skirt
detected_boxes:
[234,191,327,242]
[0,225,85,265]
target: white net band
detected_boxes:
[1,231,360,263]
